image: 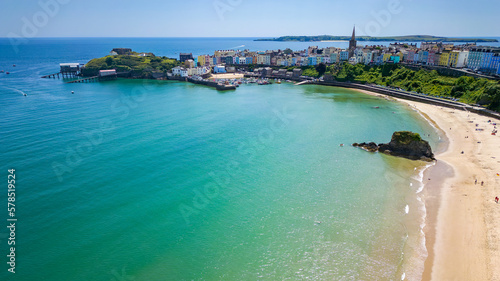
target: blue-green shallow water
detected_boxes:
[1,79,440,280]
[0,38,444,280]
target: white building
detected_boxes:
[197,66,211,75]
[456,51,469,68]
[172,66,188,77]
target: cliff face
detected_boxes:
[353,131,435,161]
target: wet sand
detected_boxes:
[355,89,500,280]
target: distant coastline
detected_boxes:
[255,35,499,43]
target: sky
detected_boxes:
[1,0,499,38]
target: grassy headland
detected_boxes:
[82,54,180,78]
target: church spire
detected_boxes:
[349,25,356,58]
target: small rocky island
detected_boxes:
[353,131,435,161]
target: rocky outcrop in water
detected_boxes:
[353,131,435,161]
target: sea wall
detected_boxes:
[314,81,500,120]
[166,75,235,91]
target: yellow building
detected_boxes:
[448,50,460,67]
[396,52,404,61]
[383,53,392,62]
[197,55,206,66]
[439,51,450,66]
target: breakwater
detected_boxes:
[187,77,237,91]
[167,75,236,91]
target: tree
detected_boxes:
[105,56,113,66]
[150,57,162,63]
[315,63,327,77]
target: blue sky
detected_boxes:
[1,0,498,37]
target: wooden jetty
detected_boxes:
[41,72,61,78]
[66,76,99,83]
[42,67,117,84]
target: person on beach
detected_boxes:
[495,196,499,203]
[481,181,484,186]
[475,179,477,185]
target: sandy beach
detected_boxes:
[357,89,500,280]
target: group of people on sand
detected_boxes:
[474,179,484,186]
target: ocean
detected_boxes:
[0,37,448,280]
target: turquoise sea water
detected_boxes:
[0,38,444,280]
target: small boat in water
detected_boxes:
[0,70,4,73]
[6,72,10,74]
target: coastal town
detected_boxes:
[41,28,500,117]
[170,27,500,78]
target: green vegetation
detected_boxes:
[326,63,500,112]
[301,67,318,78]
[315,63,327,77]
[283,64,327,78]
[392,131,422,144]
[256,35,498,42]
[82,55,180,78]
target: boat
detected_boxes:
[0,70,4,73]
[276,79,281,84]
[6,72,10,74]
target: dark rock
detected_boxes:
[353,131,435,161]
[352,142,378,152]
[365,142,379,152]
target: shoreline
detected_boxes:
[353,88,500,280]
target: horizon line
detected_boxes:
[1,35,500,39]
